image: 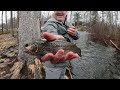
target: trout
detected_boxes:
[24,38,81,58]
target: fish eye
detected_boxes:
[25,44,29,47]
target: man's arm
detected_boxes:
[67,26,80,40]
[41,22,58,34]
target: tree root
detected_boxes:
[0,57,45,79]
[10,61,24,79]
[2,73,13,79]
[28,58,45,79]
[0,56,73,79]
[0,45,45,79]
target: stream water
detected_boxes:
[72,31,120,79]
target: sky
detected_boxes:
[0,11,120,24]
[0,11,17,24]
[0,11,53,24]
[0,11,71,24]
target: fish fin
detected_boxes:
[41,39,47,42]
[78,47,82,57]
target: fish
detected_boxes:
[24,38,81,58]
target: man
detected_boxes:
[41,11,80,79]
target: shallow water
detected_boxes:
[72,31,120,79]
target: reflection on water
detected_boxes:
[72,31,120,79]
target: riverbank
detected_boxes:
[78,22,120,53]
[73,31,120,79]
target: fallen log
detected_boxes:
[110,40,120,51]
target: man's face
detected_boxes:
[53,11,67,22]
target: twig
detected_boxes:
[110,40,120,51]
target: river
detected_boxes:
[71,31,120,79]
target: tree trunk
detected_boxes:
[11,11,14,37]
[107,11,113,35]
[115,11,118,26]
[89,11,92,27]
[2,11,3,34]
[17,11,19,29]
[47,11,50,18]
[101,11,104,22]
[92,11,98,25]
[77,12,79,26]
[5,11,8,31]
[13,11,16,28]
[1,11,45,79]
[16,11,19,45]
[39,11,42,33]
[70,11,72,24]
[18,11,41,58]
[89,11,92,22]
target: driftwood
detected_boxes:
[102,38,120,52]
[110,40,120,51]
[103,38,109,46]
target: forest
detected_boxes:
[0,11,120,79]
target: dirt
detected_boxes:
[0,33,17,52]
[0,33,18,79]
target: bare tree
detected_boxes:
[11,11,14,37]
[89,11,92,22]
[101,11,105,22]
[114,11,118,26]
[83,11,87,24]
[17,11,19,28]
[73,11,80,26]
[1,11,3,33]
[70,11,73,24]
[39,11,42,32]
[92,11,98,25]
[13,11,16,28]
[47,11,50,18]
[107,11,113,25]
[5,11,8,31]
[9,11,44,79]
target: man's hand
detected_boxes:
[41,32,79,64]
[42,32,64,41]
[67,26,77,36]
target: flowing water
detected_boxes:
[72,31,120,79]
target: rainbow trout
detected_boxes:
[24,38,81,57]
